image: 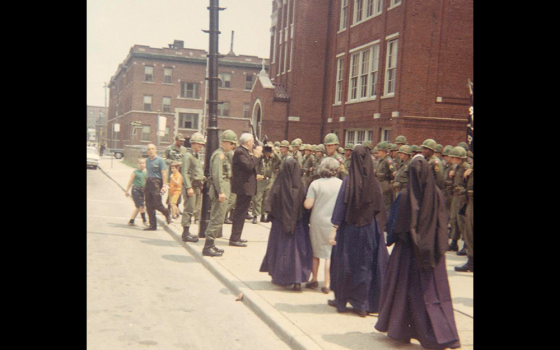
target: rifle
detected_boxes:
[249,120,268,150]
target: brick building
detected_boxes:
[251,0,473,147]
[107,40,268,149]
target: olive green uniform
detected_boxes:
[205,147,232,242]
[164,144,188,178]
[449,160,471,243]
[181,149,204,228]
[252,153,279,217]
[376,154,395,214]
[302,153,316,187]
[427,155,445,189]
[328,152,347,179]
[225,150,237,222]
[464,166,473,259]
[392,157,411,194]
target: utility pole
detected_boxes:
[199,0,225,238]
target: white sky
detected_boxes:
[87,0,272,107]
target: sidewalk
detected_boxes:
[97,156,473,350]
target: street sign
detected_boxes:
[158,116,167,132]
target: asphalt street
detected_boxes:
[86,166,290,350]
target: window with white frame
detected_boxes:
[141,126,151,141]
[348,43,380,102]
[179,113,199,129]
[163,68,173,83]
[162,97,171,113]
[162,127,170,142]
[384,38,398,96]
[143,95,152,111]
[243,103,251,118]
[218,102,231,117]
[144,66,153,82]
[335,57,344,104]
[245,75,254,90]
[381,128,392,142]
[354,0,382,25]
[218,73,232,88]
[181,82,201,99]
[340,0,348,31]
[346,129,373,145]
[390,0,401,7]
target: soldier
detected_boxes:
[389,143,400,170]
[447,146,471,254]
[394,135,408,168]
[224,143,237,226]
[421,139,445,189]
[343,143,354,172]
[312,144,325,180]
[279,140,290,168]
[391,145,412,195]
[411,145,422,156]
[164,133,188,177]
[375,141,395,216]
[291,139,303,167]
[252,142,279,223]
[323,133,347,179]
[442,145,454,211]
[203,130,237,257]
[180,132,205,243]
[455,159,473,272]
[301,144,316,188]
[435,144,444,160]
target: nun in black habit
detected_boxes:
[328,145,389,316]
[260,156,313,291]
[375,155,461,349]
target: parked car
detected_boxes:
[109,148,124,159]
[87,147,100,169]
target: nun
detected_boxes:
[259,156,313,291]
[374,153,461,349]
[328,145,389,317]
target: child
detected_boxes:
[125,158,148,226]
[168,161,183,220]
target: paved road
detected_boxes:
[86,167,290,350]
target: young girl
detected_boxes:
[168,161,183,220]
[125,158,148,226]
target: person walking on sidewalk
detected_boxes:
[303,158,342,295]
[180,132,205,243]
[229,133,263,247]
[202,130,237,257]
[124,158,148,227]
[260,157,313,291]
[168,161,183,220]
[375,152,461,349]
[144,144,171,231]
[328,145,389,317]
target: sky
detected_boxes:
[87,0,272,107]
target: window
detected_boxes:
[163,68,173,83]
[381,128,392,142]
[162,127,170,142]
[179,113,199,130]
[348,43,380,102]
[144,66,153,82]
[340,0,348,31]
[162,97,171,113]
[245,75,254,90]
[218,102,231,117]
[181,82,201,99]
[143,95,152,111]
[384,38,398,95]
[335,57,344,104]
[390,0,401,7]
[218,73,232,88]
[243,103,251,118]
[141,126,151,141]
[354,0,382,25]
[346,129,373,145]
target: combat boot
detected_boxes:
[454,257,473,272]
[260,215,266,222]
[224,210,234,224]
[203,239,223,257]
[252,216,258,224]
[457,242,467,256]
[181,226,199,243]
[448,239,459,251]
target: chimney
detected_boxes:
[173,40,184,49]
[228,31,236,56]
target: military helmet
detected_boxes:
[411,145,420,153]
[190,132,206,145]
[175,133,186,141]
[390,143,398,151]
[449,146,467,159]
[316,144,325,153]
[291,139,302,147]
[324,133,340,145]
[274,141,280,147]
[220,130,238,144]
[362,141,372,149]
[345,143,355,150]
[421,139,437,151]
[457,142,469,151]
[312,145,318,152]
[303,144,313,151]
[376,141,390,152]
[372,146,378,153]
[280,140,290,148]
[397,145,413,155]
[442,145,453,156]
[435,144,443,153]
[395,135,407,145]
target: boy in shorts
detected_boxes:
[125,158,148,226]
[169,161,183,220]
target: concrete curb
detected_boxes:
[99,164,323,350]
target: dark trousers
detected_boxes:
[145,177,169,228]
[230,194,252,242]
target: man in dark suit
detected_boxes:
[230,133,263,246]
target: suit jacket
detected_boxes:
[231,145,260,196]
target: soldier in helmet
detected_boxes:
[343,143,354,172]
[224,142,237,226]
[455,155,473,272]
[389,143,401,170]
[323,133,347,179]
[291,139,303,167]
[375,141,395,216]
[421,139,445,189]
[394,135,407,147]
[312,144,326,180]
[447,146,471,254]
[164,133,188,210]
[203,130,238,257]
[301,144,316,188]
[411,145,421,156]
[179,132,206,243]
[279,140,290,168]
[442,145,454,211]
[252,141,280,223]
[435,144,444,160]
[392,145,412,195]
